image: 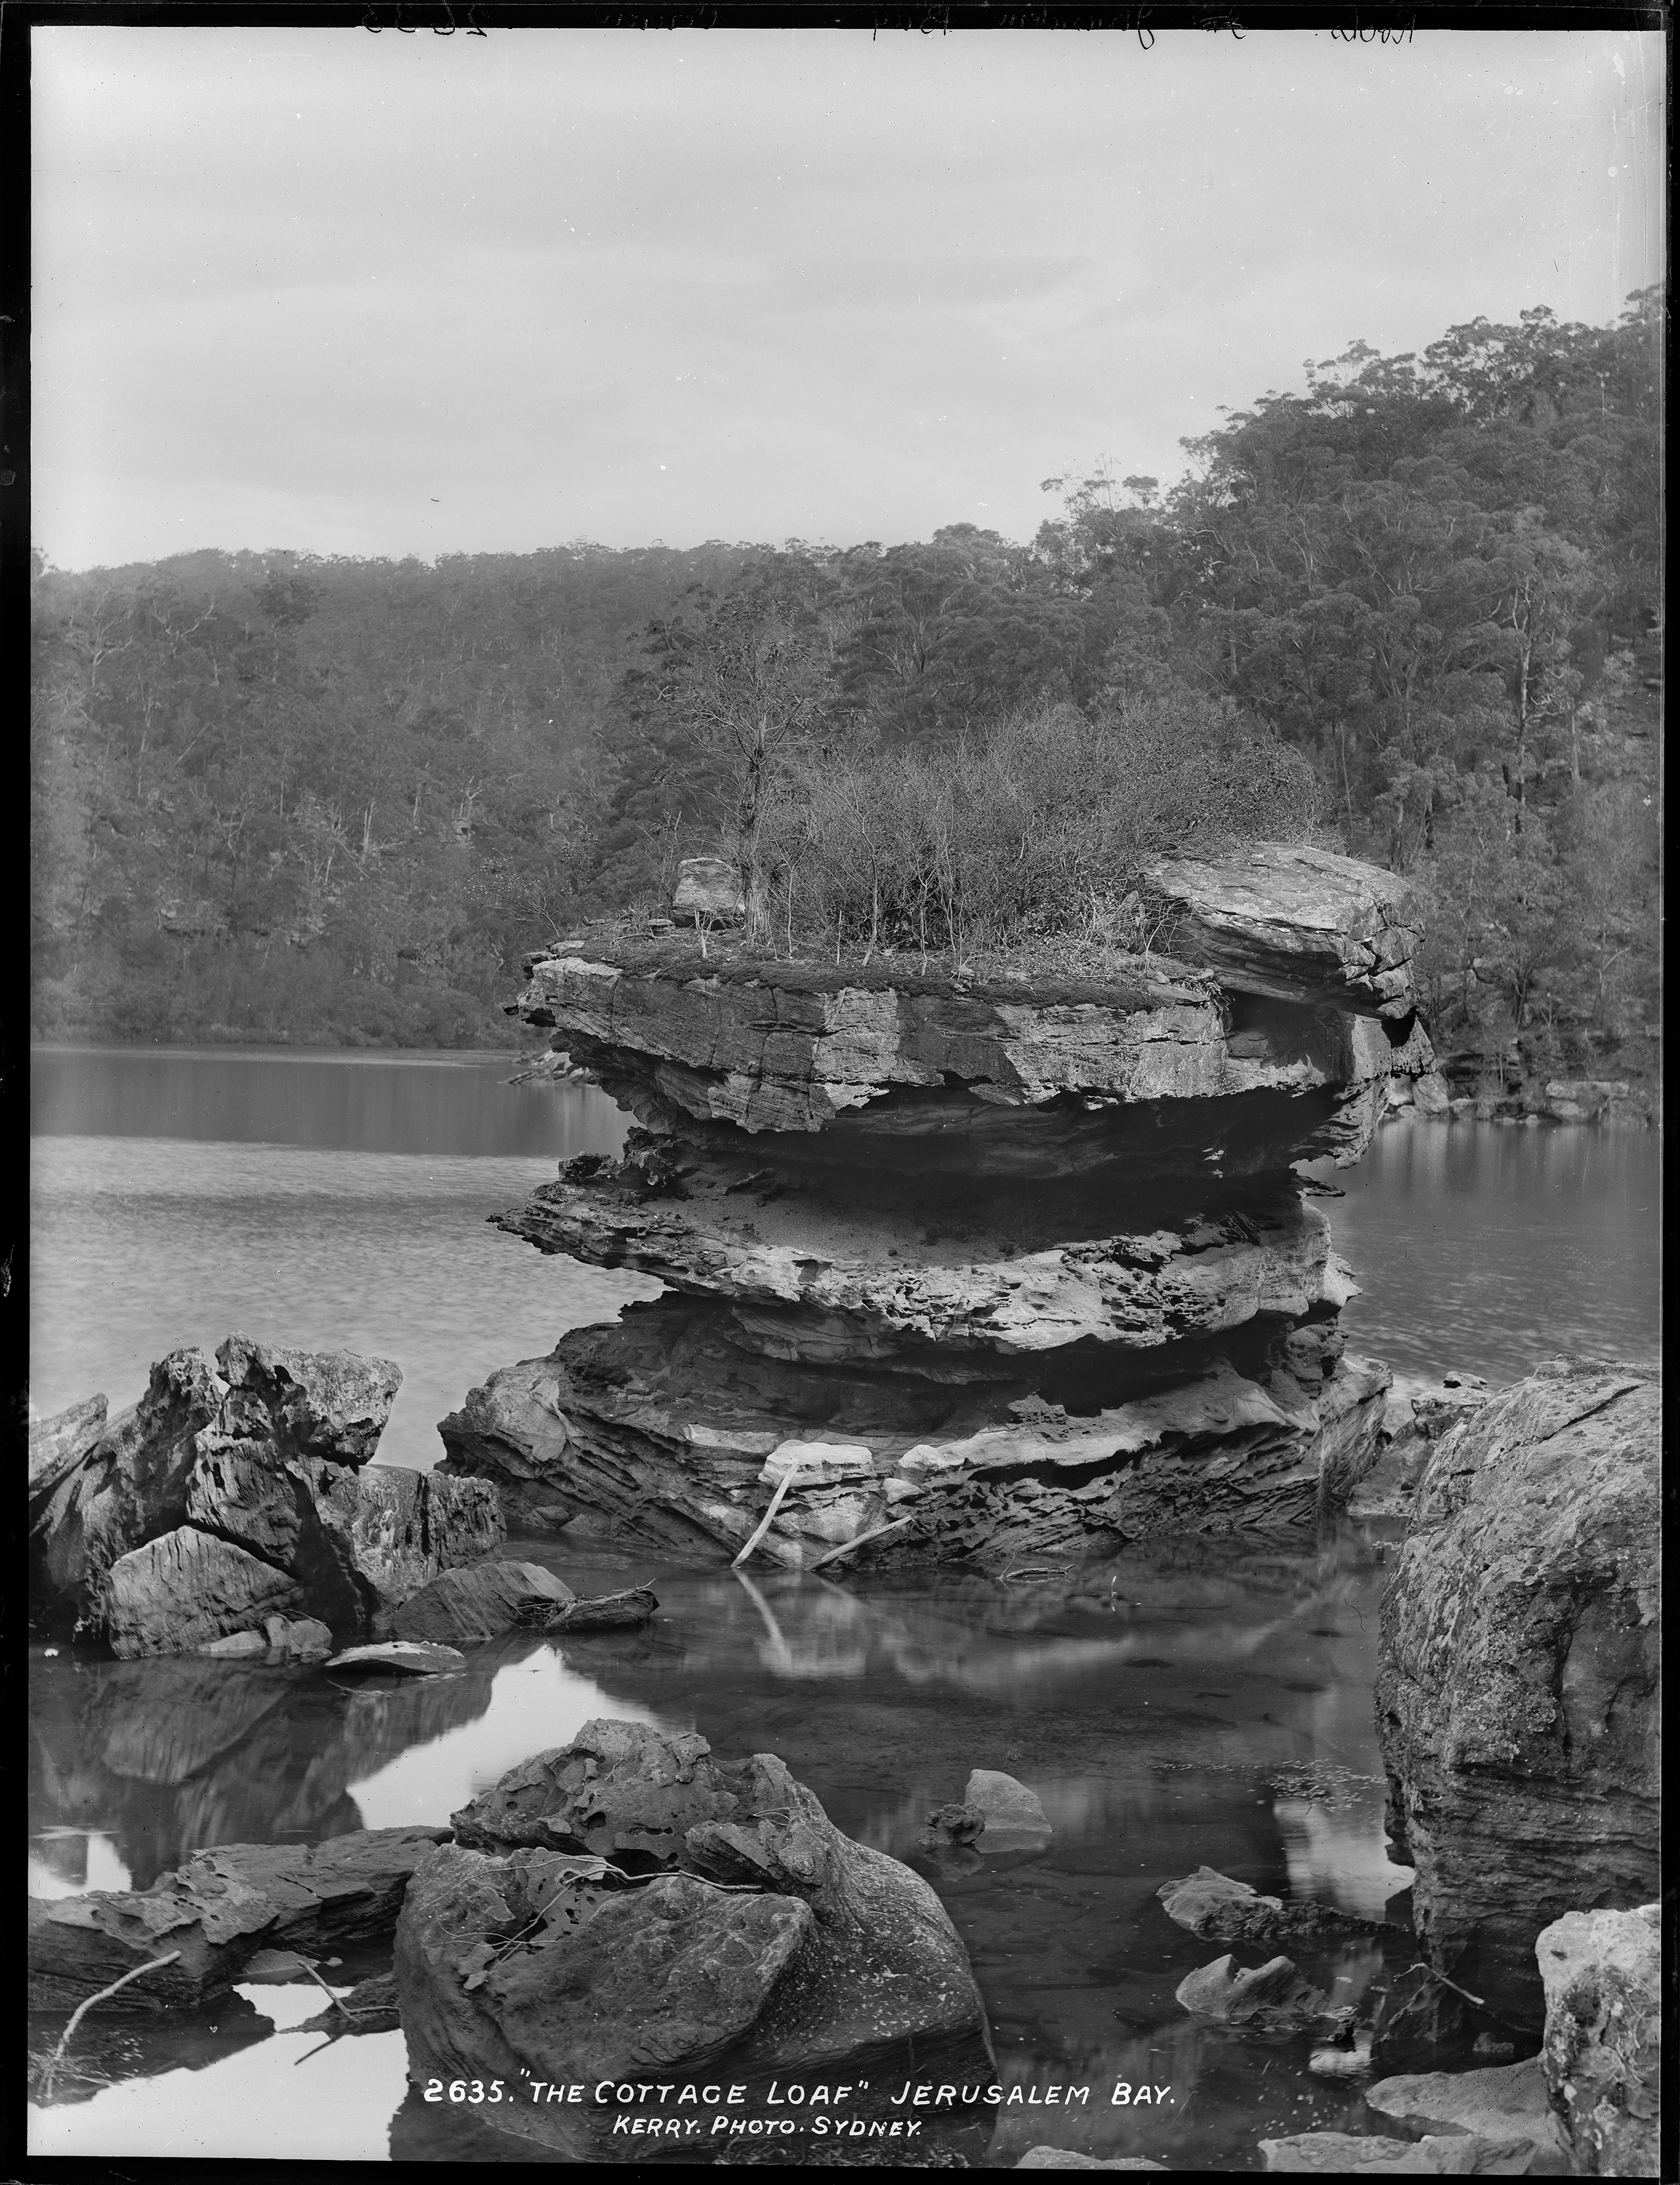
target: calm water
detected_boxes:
[26,1049,1661,2167]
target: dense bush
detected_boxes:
[755,692,1317,966]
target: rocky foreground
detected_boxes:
[28,1336,503,1655]
[441,844,1433,1566]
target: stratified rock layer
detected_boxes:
[446,847,1429,1564]
[1376,1362,1660,2035]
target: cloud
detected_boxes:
[32,26,1667,569]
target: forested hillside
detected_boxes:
[31,291,1662,1093]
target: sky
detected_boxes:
[32,26,1666,573]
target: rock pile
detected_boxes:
[396,1717,994,2154]
[440,844,1432,1566]
[29,1336,504,1655]
[1375,1360,1660,2042]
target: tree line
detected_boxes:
[30,288,1662,1090]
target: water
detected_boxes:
[29,1047,660,1468]
[1304,1113,1660,1384]
[26,1049,1661,2166]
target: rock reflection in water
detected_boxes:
[30,1526,1420,2169]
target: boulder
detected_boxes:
[217,1333,400,1467]
[398,1720,992,2150]
[672,855,746,922]
[1376,1363,1659,2033]
[29,1348,225,1623]
[387,1559,576,1644]
[325,1641,467,1677]
[27,1393,108,1497]
[264,1613,335,1659]
[1259,2134,1543,2173]
[30,1337,501,1647]
[1146,842,1421,1017]
[963,1769,1051,1851]
[104,1528,306,1659]
[28,1825,451,2013]
[1175,1953,1329,2032]
[1412,1073,1452,1117]
[1536,1904,1659,2177]
[1364,2061,1568,2174]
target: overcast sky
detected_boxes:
[32,26,1665,573]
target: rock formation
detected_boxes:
[395,1718,994,2155]
[440,844,1431,1565]
[30,1336,503,1655]
[1375,1362,1660,2037]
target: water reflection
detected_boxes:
[31,1530,1423,2167]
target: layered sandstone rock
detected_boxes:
[30,1336,503,1654]
[1376,1363,1660,2037]
[442,848,1430,1565]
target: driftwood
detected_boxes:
[40,1951,182,2098]
[529,1586,658,1633]
[808,1514,917,1571]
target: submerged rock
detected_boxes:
[28,1825,450,2013]
[1158,1865,1397,1946]
[396,1718,992,2152]
[1375,1362,1659,2034]
[1174,1953,1330,2032]
[29,1335,504,1654]
[297,1970,402,2035]
[1536,1904,1659,2178]
[446,850,1425,1564]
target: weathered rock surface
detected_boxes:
[455,849,1425,1563]
[1174,1952,1330,2031]
[28,1825,451,2012]
[397,1719,992,2152]
[298,1970,402,2035]
[1536,1904,1659,2177]
[387,1559,575,1644]
[1015,2155,1167,2171]
[1259,2133,1543,2173]
[28,1394,109,1497]
[1146,843,1422,1018]
[1364,2060,1568,2175]
[105,1529,306,1660]
[30,1336,504,1653]
[1376,1362,1659,2034]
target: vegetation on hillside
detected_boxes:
[30,291,1662,1091]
